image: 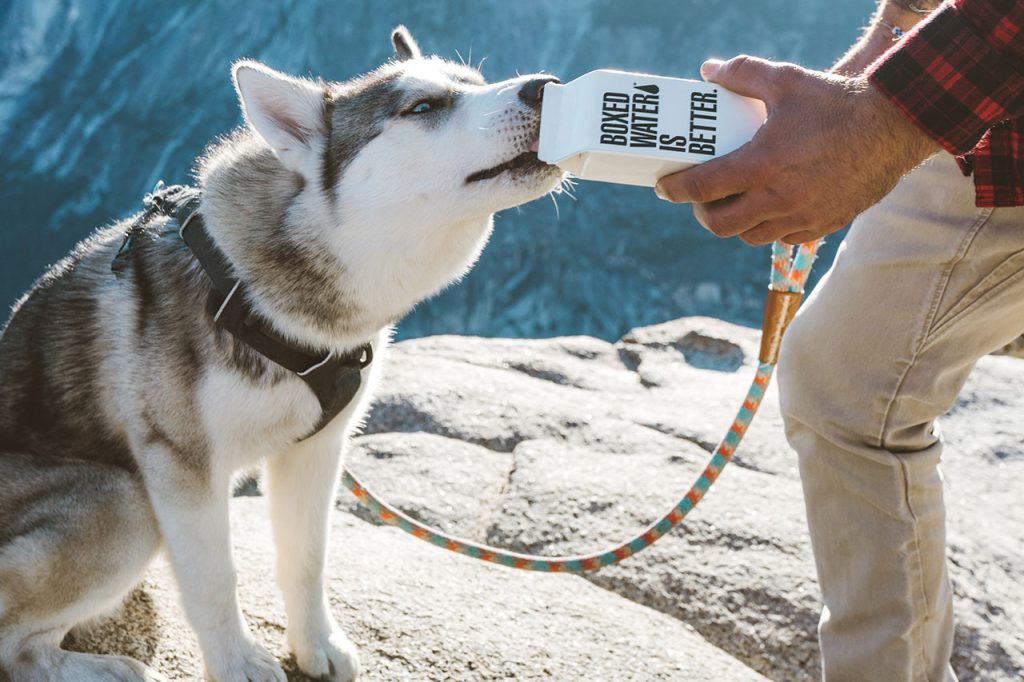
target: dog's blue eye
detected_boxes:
[402,97,448,117]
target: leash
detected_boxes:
[341,239,820,572]
[119,182,819,571]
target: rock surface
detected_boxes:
[69,496,767,681]
[74,317,1023,680]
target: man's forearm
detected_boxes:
[870,0,1024,154]
[831,1,941,76]
[889,0,944,13]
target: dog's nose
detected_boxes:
[518,76,560,108]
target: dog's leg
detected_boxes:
[0,454,164,681]
[142,450,285,682]
[266,435,359,682]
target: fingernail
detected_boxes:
[655,183,669,201]
[701,58,724,81]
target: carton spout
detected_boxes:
[537,83,571,165]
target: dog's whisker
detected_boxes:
[548,190,561,220]
[551,176,578,202]
[454,48,467,67]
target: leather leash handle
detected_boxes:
[759,290,802,365]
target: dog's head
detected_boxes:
[230,26,565,226]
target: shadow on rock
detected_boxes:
[63,587,161,665]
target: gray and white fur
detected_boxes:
[0,26,564,682]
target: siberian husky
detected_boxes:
[0,27,564,682]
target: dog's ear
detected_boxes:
[391,25,422,61]
[232,60,326,177]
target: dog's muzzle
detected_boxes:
[465,76,560,184]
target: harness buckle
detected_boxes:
[142,180,167,209]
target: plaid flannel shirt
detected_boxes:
[869,0,1024,207]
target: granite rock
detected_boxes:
[68,497,768,681]
[72,317,1023,681]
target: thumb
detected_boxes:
[701,55,787,103]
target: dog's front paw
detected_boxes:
[292,629,360,682]
[204,638,285,682]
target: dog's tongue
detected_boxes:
[528,137,539,153]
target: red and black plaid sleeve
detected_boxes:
[868,0,1024,206]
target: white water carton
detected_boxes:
[538,69,767,187]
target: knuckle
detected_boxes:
[659,175,692,201]
[699,202,739,237]
[725,54,753,79]
[705,216,730,237]
[686,174,715,204]
[785,229,814,246]
[793,210,820,232]
[751,158,775,185]
[749,229,773,246]
[776,63,803,82]
[699,215,729,238]
[758,222,787,245]
[692,203,716,232]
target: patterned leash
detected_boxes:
[341,240,821,573]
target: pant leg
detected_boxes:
[776,152,1024,682]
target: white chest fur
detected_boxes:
[197,333,386,477]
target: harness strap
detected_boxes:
[118,183,372,440]
[203,277,372,435]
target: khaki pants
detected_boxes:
[777,152,1024,681]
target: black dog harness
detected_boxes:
[112,183,373,439]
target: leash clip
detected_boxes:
[142,180,167,210]
[759,290,802,365]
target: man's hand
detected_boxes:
[655,57,939,245]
